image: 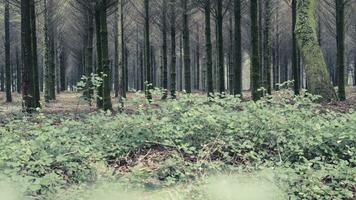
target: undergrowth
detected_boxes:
[0,91,355,199]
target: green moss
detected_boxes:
[295,0,336,101]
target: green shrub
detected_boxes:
[0,92,355,199]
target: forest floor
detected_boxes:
[0,87,355,200]
[1,86,355,115]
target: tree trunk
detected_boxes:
[182,0,191,93]
[217,0,224,94]
[30,0,41,107]
[85,11,94,99]
[21,0,40,111]
[4,0,12,102]
[205,0,213,97]
[161,0,168,99]
[95,5,103,108]
[114,9,119,97]
[59,49,66,91]
[43,0,56,102]
[100,0,112,110]
[336,0,346,100]
[118,0,126,100]
[263,0,272,95]
[144,0,152,100]
[170,0,176,99]
[292,0,300,95]
[251,0,261,101]
[196,26,200,91]
[16,48,21,93]
[233,0,242,96]
[295,0,336,101]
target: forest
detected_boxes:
[0,0,355,199]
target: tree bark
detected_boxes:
[263,0,272,95]
[21,0,40,111]
[16,48,21,93]
[99,0,112,110]
[182,0,191,93]
[292,0,300,95]
[161,0,168,99]
[205,0,213,97]
[95,5,103,108]
[336,0,346,100]
[144,0,152,100]
[170,0,176,99]
[217,0,224,94]
[30,0,41,107]
[251,0,261,101]
[4,0,12,102]
[295,0,336,101]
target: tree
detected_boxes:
[21,0,41,111]
[216,0,224,94]
[99,0,112,110]
[205,0,213,97]
[292,0,300,95]
[30,0,41,105]
[263,0,272,95]
[251,0,261,101]
[233,0,242,96]
[95,3,103,108]
[161,0,168,99]
[295,0,336,101]
[43,0,56,102]
[144,0,152,100]
[182,0,191,93]
[85,10,94,100]
[170,0,177,99]
[117,0,126,101]
[16,48,21,94]
[336,0,346,100]
[4,0,12,102]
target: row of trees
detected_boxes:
[0,0,355,111]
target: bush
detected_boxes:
[0,92,355,199]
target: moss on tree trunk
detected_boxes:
[295,0,336,101]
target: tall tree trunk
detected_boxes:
[16,48,21,93]
[217,0,224,94]
[170,0,176,99]
[118,0,126,100]
[336,0,346,100]
[205,0,213,97]
[144,0,152,100]
[182,0,191,93]
[251,0,261,101]
[100,0,112,110]
[274,5,281,90]
[59,49,66,91]
[292,0,300,95]
[228,14,233,94]
[161,0,168,99]
[0,65,4,92]
[22,0,40,111]
[85,11,94,99]
[114,9,119,97]
[95,5,103,108]
[43,0,55,102]
[263,0,272,95]
[258,0,264,86]
[4,0,12,102]
[196,26,200,91]
[179,36,183,91]
[295,0,336,101]
[30,0,41,107]
[354,53,356,86]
